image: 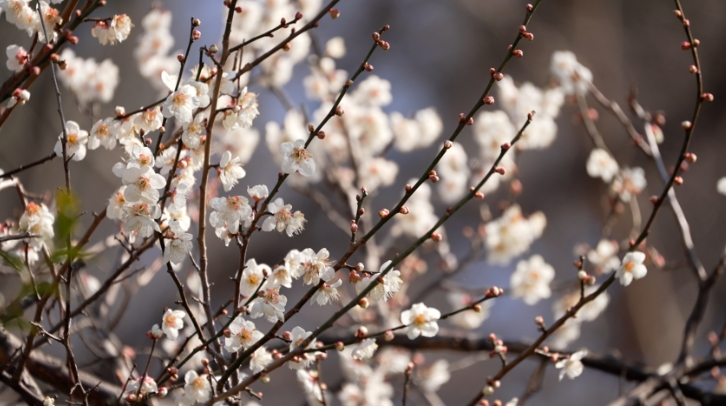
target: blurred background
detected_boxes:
[1,0,725,404]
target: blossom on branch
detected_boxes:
[280,139,316,177]
[160,309,186,340]
[556,350,588,380]
[616,251,647,286]
[261,198,306,237]
[224,315,263,352]
[510,255,555,305]
[217,151,246,192]
[401,303,441,340]
[54,121,89,161]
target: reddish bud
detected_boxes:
[378,40,390,50]
[682,18,690,27]
[316,130,325,139]
[329,8,340,19]
[405,184,413,193]
[493,72,504,81]
[68,36,79,44]
[192,30,201,40]
[350,221,358,233]
[684,152,697,163]
[458,113,466,123]
[524,32,534,41]
[364,62,374,71]
[519,25,527,35]
[382,24,390,31]
[475,191,485,199]
[649,195,659,204]
[177,54,185,63]
[688,65,698,74]
[282,331,292,341]
[384,330,395,341]
[31,66,40,76]
[513,49,524,58]
[335,106,344,116]
[295,12,303,20]
[501,142,511,151]
[235,6,242,13]
[681,41,691,50]
[494,166,506,175]
[428,170,440,183]
[355,326,368,337]
[50,53,60,62]
[431,232,443,242]
[483,96,495,105]
[702,93,714,102]
[674,176,684,185]
[358,297,369,308]
[372,32,380,41]
[307,124,315,132]
[378,208,390,218]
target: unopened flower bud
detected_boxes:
[429,170,439,183]
[384,330,395,341]
[358,297,369,308]
[329,8,340,19]
[494,166,506,175]
[483,96,495,105]
[399,206,409,215]
[682,120,692,130]
[372,32,381,41]
[259,374,271,383]
[472,304,482,313]
[295,11,303,20]
[378,208,389,218]
[674,176,684,185]
[577,270,587,280]
[649,195,659,204]
[693,39,700,47]
[431,232,443,242]
[335,106,344,116]
[193,18,201,27]
[350,221,358,233]
[513,49,524,58]
[688,65,698,74]
[355,326,368,337]
[378,40,390,50]
[493,72,504,81]
[282,331,292,341]
[364,62,374,71]
[702,93,714,102]
[535,316,545,326]
[192,30,201,40]
[209,44,219,53]
[355,262,365,272]
[444,140,453,149]
[177,53,185,63]
[681,41,691,50]
[317,130,325,139]
[115,106,125,116]
[405,184,413,193]
[586,275,596,285]
[475,191,485,199]
[483,385,495,396]
[684,152,697,163]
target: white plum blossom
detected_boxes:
[280,139,316,177]
[88,118,117,150]
[311,279,342,305]
[485,205,547,265]
[325,36,346,58]
[587,239,620,274]
[447,291,492,330]
[223,89,260,129]
[17,202,54,249]
[122,166,167,204]
[261,198,306,237]
[181,113,206,148]
[217,151,246,192]
[54,121,88,161]
[6,44,27,71]
[355,260,403,302]
[181,370,211,404]
[297,370,328,405]
[550,51,593,95]
[556,350,588,380]
[155,146,182,175]
[358,158,398,191]
[91,14,132,45]
[250,346,273,373]
[288,326,319,370]
[391,108,444,152]
[126,376,158,397]
[161,71,200,123]
[294,248,335,286]
[352,75,392,107]
[586,148,619,183]
[249,288,287,323]
[616,251,647,286]
[224,315,263,352]
[510,255,555,305]
[414,359,450,392]
[209,195,252,237]
[163,220,193,265]
[401,303,441,340]
[352,339,378,361]
[57,49,119,106]
[122,203,161,238]
[248,184,269,202]
[612,167,647,202]
[161,309,186,340]
[240,259,270,297]
[134,107,163,134]
[6,88,30,107]
[106,186,127,220]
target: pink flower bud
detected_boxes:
[483,96,495,105]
